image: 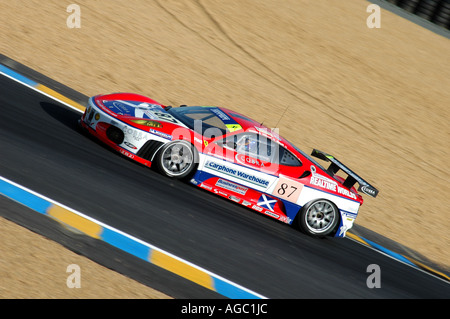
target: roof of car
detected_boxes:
[219,107,293,146]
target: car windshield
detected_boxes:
[168,106,228,136]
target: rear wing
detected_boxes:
[311,149,379,198]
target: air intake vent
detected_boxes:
[106,126,124,144]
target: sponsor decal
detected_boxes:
[263,210,279,219]
[199,183,212,191]
[97,100,118,117]
[252,204,263,212]
[95,122,108,134]
[209,108,242,131]
[205,161,270,187]
[131,120,163,128]
[343,211,358,219]
[225,124,242,132]
[360,185,378,197]
[124,141,137,149]
[110,101,133,115]
[105,100,163,120]
[213,188,228,196]
[228,195,241,203]
[310,166,338,191]
[235,154,267,168]
[123,125,149,142]
[309,166,357,200]
[149,128,172,140]
[120,149,135,159]
[337,186,357,199]
[339,225,349,237]
[278,216,292,224]
[215,179,248,195]
[257,194,277,212]
[272,176,304,202]
[210,108,231,121]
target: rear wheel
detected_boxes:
[155,140,198,179]
[298,199,339,237]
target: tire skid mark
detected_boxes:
[154,0,447,183]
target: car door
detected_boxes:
[201,132,280,193]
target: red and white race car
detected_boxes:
[80,93,378,237]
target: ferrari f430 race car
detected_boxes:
[80,93,378,238]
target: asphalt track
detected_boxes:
[0,66,449,299]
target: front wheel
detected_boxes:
[154,140,198,179]
[298,199,339,237]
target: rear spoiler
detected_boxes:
[311,149,379,198]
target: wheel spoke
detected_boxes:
[160,142,195,177]
[305,200,337,233]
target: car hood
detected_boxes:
[101,99,167,119]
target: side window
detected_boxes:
[234,133,278,163]
[219,133,301,167]
[280,147,302,166]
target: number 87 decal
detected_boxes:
[272,176,304,202]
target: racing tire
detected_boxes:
[398,0,421,13]
[154,140,198,180]
[414,0,440,20]
[297,199,340,237]
[432,1,450,28]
